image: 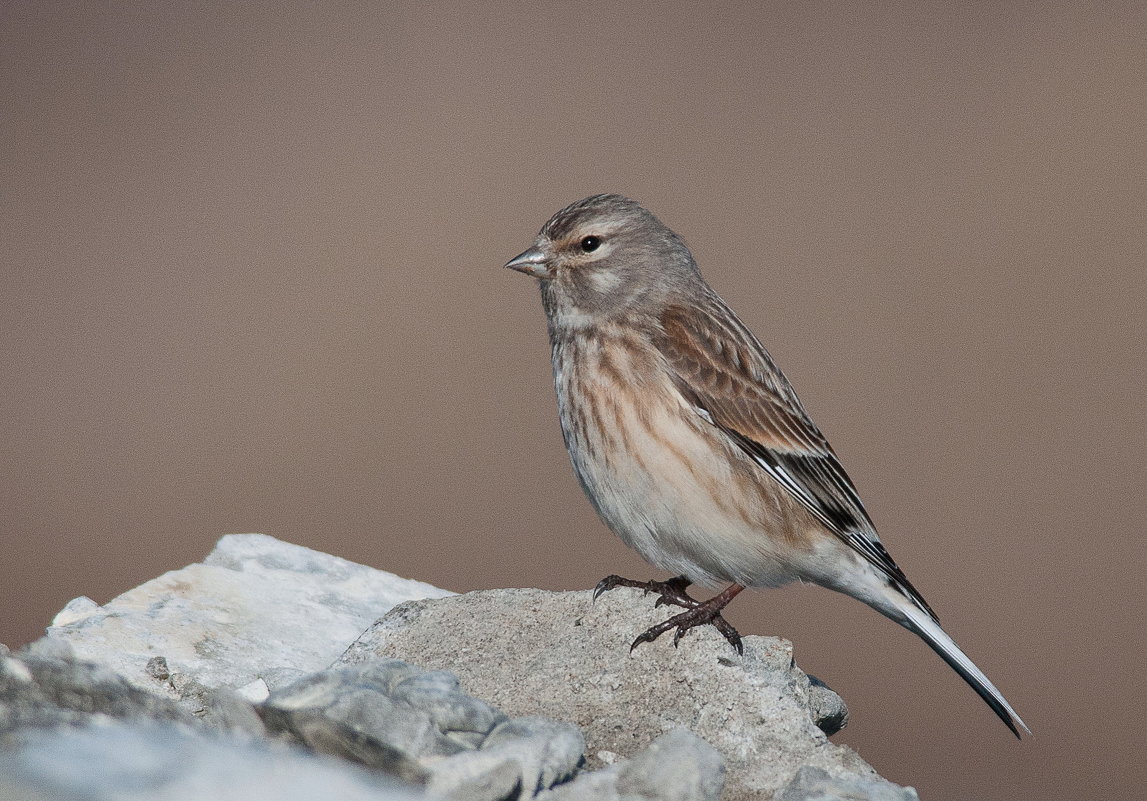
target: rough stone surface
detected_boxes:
[260,660,583,799]
[536,729,724,801]
[45,533,452,696]
[805,676,848,736]
[8,534,915,801]
[426,716,584,801]
[0,721,425,801]
[261,663,456,783]
[170,675,268,736]
[338,587,878,801]
[776,766,919,801]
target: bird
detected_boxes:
[504,193,1028,737]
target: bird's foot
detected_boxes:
[593,574,697,608]
[593,575,744,654]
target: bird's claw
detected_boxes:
[593,574,627,601]
[596,574,744,655]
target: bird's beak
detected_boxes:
[504,247,551,278]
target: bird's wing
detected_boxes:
[656,299,937,622]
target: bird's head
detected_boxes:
[505,194,700,327]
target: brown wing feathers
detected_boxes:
[657,301,938,622]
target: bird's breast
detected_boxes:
[549,329,810,587]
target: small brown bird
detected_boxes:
[506,194,1028,737]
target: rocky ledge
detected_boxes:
[0,534,917,801]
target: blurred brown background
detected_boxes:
[2,1,1143,798]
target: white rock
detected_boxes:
[234,678,270,704]
[51,597,100,627]
[46,534,452,695]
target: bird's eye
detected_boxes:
[579,235,602,253]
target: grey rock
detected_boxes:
[427,755,521,801]
[262,660,508,754]
[806,676,848,736]
[0,721,426,801]
[259,661,583,799]
[169,675,267,736]
[776,766,920,801]
[145,655,171,681]
[259,665,439,783]
[614,729,725,801]
[537,729,723,801]
[391,670,507,746]
[14,537,916,800]
[349,659,427,693]
[259,666,311,692]
[426,716,584,801]
[0,650,197,739]
[339,587,898,801]
[45,533,452,695]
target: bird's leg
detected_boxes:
[594,575,745,654]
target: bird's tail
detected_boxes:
[894,594,1030,738]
